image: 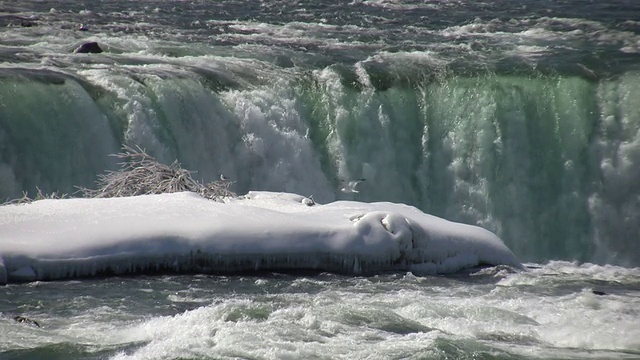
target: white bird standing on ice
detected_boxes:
[340,178,365,193]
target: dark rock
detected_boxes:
[74,42,103,54]
[275,55,294,68]
[592,290,607,296]
[13,316,40,327]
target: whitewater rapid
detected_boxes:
[1,262,638,359]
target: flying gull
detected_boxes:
[340,178,365,194]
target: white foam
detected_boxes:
[360,0,439,11]
[0,191,521,284]
[498,260,640,287]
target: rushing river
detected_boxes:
[1,0,639,358]
[1,263,639,359]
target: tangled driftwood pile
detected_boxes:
[2,146,235,205]
[80,145,235,201]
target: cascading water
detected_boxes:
[293,66,640,266]
[1,62,638,266]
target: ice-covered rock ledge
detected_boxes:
[0,191,522,284]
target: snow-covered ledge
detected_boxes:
[0,191,522,284]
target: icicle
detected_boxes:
[0,257,7,285]
[353,256,361,274]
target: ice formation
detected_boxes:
[0,192,522,284]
